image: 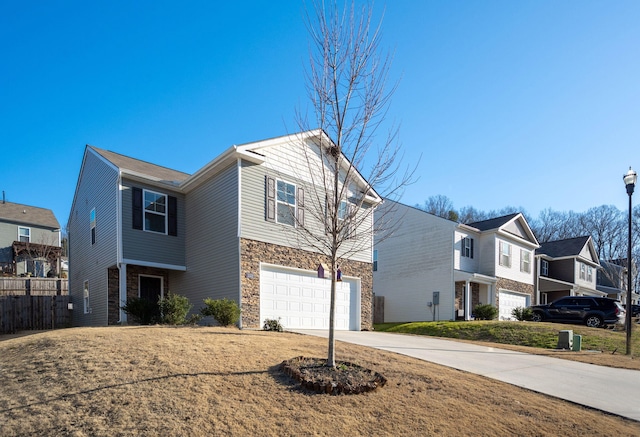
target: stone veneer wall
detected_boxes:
[240,238,373,330]
[107,265,170,325]
[495,277,534,307]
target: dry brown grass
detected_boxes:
[1,326,639,436]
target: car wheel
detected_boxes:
[585,315,603,328]
[531,312,543,322]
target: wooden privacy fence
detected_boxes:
[0,278,68,296]
[0,295,72,334]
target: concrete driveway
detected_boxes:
[293,329,640,422]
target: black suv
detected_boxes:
[529,296,625,328]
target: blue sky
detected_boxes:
[2,1,639,228]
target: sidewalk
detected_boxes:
[293,329,640,422]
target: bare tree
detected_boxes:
[416,195,459,221]
[293,0,412,367]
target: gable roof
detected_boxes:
[468,213,519,231]
[535,236,601,268]
[90,146,191,184]
[0,201,60,229]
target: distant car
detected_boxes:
[529,296,625,328]
[624,304,640,317]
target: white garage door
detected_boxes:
[498,291,528,321]
[260,264,360,330]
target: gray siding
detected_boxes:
[240,161,372,263]
[0,222,60,263]
[170,163,240,310]
[121,179,186,266]
[69,149,119,326]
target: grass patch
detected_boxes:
[374,320,640,355]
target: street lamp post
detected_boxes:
[623,167,637,356]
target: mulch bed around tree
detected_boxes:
[280,356,387,395]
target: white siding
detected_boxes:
[454,229,480,272]
[494,236,534,285]
[373,202,456,322]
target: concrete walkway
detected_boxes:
[292,329,640,422]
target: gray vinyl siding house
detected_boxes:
[69,130,379,330]
[0,200,62,277]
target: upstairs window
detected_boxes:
[144,190,167,233]
[462,237,474,258]
[265,176,305,227]
[90,208,96,245]
[18,227,30,242]
[541,259,549,276]
[587,265,593,282]
[499,241,512,268]
[520,249,531,273]
[580,263,586,280]
[132,187,178,236]
[373,249,378,272]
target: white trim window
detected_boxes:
[462,237,474,258]
[587,265,593,282]
[18,226,30,242]
[499,241,512,268]
[144,189,167,234]
[83,280,90,314]
[520,249,531,273]
[373,249,378,272]
[541,259,549,276]
[276,180,296,226]
[90,208,96,245]
[580,262,586,280]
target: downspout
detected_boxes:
[117,172,127,324]
[236,157,243,329]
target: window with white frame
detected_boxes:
[373,249,378,272]
[276,180,296,226]
[144,189,167,233]
[541,259,549,276]
[520,249,531,273]
[462,237,474,258]
[90,208,96,245]
[18,227,30,242]
[580,262,586,280]
[83,280,90,314]
[499,241,512,267]
[587,265,593,282]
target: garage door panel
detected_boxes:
[499,291,528,321]
[260,265,359,330]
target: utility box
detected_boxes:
[557,330,573,349]
[572,334,582,352]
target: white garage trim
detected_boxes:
[498,289,529,321]
[259,263,361,331]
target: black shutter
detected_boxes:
[132,187,143,230]
[168,196,177,236]
[470,238,474,259]
[297,187,305,226]
[266,176,275,222]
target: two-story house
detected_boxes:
[534,236,602,304]
[373,201,539,322]
[0,199,62,277]
[68,130,380,330]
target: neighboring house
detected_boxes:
[597,258,638,305]
[534,236,602,304]
[0,199,62,277]
[373,201,539,322]
[68,130,379,330]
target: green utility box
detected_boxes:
[572,334,582,352]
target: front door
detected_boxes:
[139,275,162,303]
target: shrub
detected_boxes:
[158,292,193,325]
[473,304,498,320]
[201,298,241,326]
[122,297,161,325]
[263,317,284,332]
[511,306,533,321]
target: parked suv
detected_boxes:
[529,296,625,328]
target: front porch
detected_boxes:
[454,271,497,320]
